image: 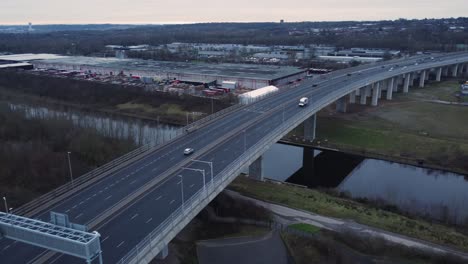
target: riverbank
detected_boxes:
[229,175,468,252]
[0,71,233,126]
[286,79,468,175]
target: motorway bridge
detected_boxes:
[1,52,468,263]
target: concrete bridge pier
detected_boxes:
[442,66,449,77]
[419,71,426,88]
[155,245,169,260]
[386,78,394,100]
[249,156,263,181]
[303,114,316,141]
[403,73,410,93]
[436,67,442,82]
[336,96,347,113]
[371,82,380,106]
[349,90,357,104]
[409,72,416,87]
[359,86,367,105]
[452,64,459,77]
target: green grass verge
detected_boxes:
[289,223,321,234]
[230,176,468,252]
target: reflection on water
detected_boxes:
[7,102,181,146]
[262,143,468,224]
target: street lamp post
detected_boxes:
[67,151,74,187]
[3,196,8,214]
[178,175,184,210]
[191,160,213,186]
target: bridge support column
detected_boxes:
[349,90,356,104]
[303,114,316,141]
[394,76,401,93]
[386,78,394,100]
[403,73,410,93]
[371,82,380,106]
[409,72,415,87]
[359,87,367,105]
[452,64,459,77]
[336,96,347,113]
[355,88,361,96]
[249,156,263,181]
[156,245,169,260]
[378,82,383,99]
[436,67,442,82]
[442,67,449,77]
[419,71,426,88]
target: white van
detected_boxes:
[299,97,309,107]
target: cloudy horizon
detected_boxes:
[0,0,466,25]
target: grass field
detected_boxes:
[310,79,468,173]
[289,223,321,234]
[229,176,468,252]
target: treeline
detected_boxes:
[0,19,467,56]
[0,70,233,118]
[0,103,136,209]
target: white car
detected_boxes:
[183,148,194,155]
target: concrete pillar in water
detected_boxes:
[349,90,357,104]
[436,67,442,82]
[371,82,380,106]
[249,156,263,181]
[156,245,169,260]
[419,71,426,88]
[303,114,316,141]
[403,73,410,93]
[386,78,394,100]
[336,96,347,113]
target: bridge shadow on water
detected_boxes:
[285,147,365,188]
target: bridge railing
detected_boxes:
[116,76,372,264]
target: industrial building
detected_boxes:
[2,54,306,89]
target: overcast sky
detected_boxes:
[0,0,466,25]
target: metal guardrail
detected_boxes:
[116,74,389,263]
[115,55,468,263]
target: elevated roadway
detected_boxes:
[1,52,468,263]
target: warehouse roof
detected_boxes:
[0,53,66,62]
[32,56,305,80]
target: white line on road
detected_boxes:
[72,205,77,209]
[170,200,175,204]
[145,218,153,224]
[116,241,125,248]
[170,157,175,161]
[102,236,110,243]
[75,213,83,219]
[3,245,10,251]
[105,195,112,200]
[156,196,162,201]
[131,214,139,220]
[130,180,137,185]
[65,209,70,213]
[190,184,195,188]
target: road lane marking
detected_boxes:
[145,218,153,224]
[156,196,162,201]
[105,195,112,200]
[3,245,10,250]
[170,200,175,204]
[116,241,125,248]
[75,213,83,219]
[131,214,139,220]
[190,184,195,188]
[72,205,77,209]
[130,180,137,185]
[102,236,110,243]
[65,209,70,213]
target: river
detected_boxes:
[8,101,468,225]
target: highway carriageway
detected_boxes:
[1,52,466,263]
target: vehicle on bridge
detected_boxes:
[299,97,309,107]
[184,148,194,155]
